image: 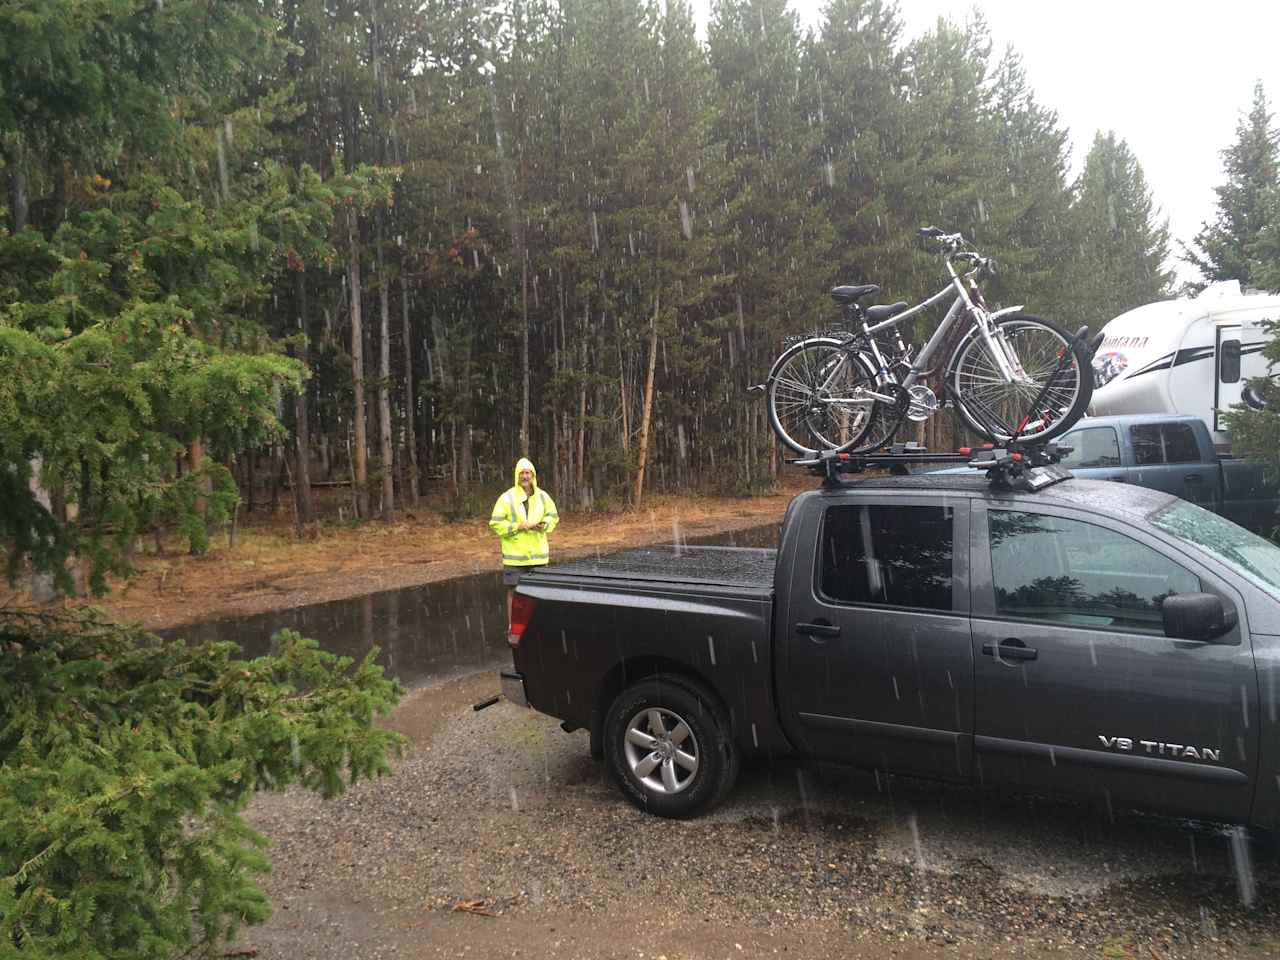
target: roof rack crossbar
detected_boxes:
[787,439,1074,492]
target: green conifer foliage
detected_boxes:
[1069,131,1172,328]
[1187,82,1279,287]
[0,611,402,958]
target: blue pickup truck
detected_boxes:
[1049,415,1275,533]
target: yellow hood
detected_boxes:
[513,457,538,491]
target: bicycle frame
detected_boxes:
[817,257,1029,414]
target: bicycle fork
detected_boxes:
[976,310,1029,384]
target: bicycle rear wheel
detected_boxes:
[767,337,878,455]
[947,314,1092,443]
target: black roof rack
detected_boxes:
[787,439,1074,492]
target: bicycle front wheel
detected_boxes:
[948,314,1092,443]
[767,337,878,455]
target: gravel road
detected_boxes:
[233,671,1280,959]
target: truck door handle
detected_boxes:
[982,638,1038,661]
[1184,474,1203,483]
[796,621,841,639]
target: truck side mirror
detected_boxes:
[1161,593,1237,643]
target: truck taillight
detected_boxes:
[509,594,537,647]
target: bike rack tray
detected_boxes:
[788,439,1074,492]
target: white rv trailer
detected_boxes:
[1089,281,1280,448]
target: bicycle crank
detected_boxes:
[905,385,939,422]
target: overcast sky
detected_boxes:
[692,0,1280,283]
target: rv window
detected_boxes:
[1131,424,1164,465]
[1161,423,1201,464]
[1220,339,1241,384]
[1059,427,1121,468]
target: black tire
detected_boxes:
[603,674,738,819]
[947,314,1092,443]
[766,337,878,455]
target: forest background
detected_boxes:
[8,0,1253,592]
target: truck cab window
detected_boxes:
[1161,423,1200,464]
[1059,427,1120,468]
[988,511,1200,631]
[819,504,953,611]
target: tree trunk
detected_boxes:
[619,372,630,453]
[520,255,530,457]
[269,443,283,514]
[576,380,586,493]
[246,448,257,513]
[377,228,395,521]
[460,425,473,485]
[27,456,55,602]
[401,275,419,504]
[347,206,370,518]
[189,438,209,556]
[633,292,660,507]
[293,270,314,525]
[8,168,28,234]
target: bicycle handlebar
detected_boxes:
[918,226,966,251]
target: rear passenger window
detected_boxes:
[1130,424,1163,465]
[988,511,1200,631]
[1161,423,1200,464]
[1129,422,1201,465]
[819,505,954,611]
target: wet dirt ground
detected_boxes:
[74,480,809,632]
[232,672,1280,960]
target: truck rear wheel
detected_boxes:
[604,675,738,818]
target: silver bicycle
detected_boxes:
[765,227,1095,456]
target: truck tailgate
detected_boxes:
[510,544,784,754]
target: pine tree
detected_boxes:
[1070,131,1173,327]
[1186,82,1279,287]
[810,0,912,288]
[708,0,834,485]
[1,611,402,959]
[981,51,1078,324]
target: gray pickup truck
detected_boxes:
[503,464,1280,827]
[1052,414,1275,533]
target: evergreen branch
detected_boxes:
[8,840,61,885]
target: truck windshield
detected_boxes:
[1150,500,1280,597]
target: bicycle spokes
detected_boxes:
[954,322,1081,441]
[768,341,877,454]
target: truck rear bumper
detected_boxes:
[500,670,529,707]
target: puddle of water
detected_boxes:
[165,524,778,687]
[167,568,509,688]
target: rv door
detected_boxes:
[1214,325,1242,437]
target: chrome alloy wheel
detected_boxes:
[623,706,699,795]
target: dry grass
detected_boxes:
[27,475,810,631]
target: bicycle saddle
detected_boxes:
[830,284,879,305]
[865,301,908,322]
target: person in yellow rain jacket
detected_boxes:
[489,457,559,621]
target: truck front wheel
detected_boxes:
[604,675,738,818]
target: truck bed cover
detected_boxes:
[536,544,777,589]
